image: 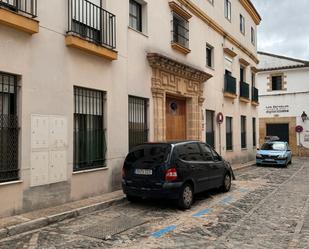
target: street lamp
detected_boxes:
[301,111,308,122]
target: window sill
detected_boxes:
[0,180,23,187]
[73,167,108,175]
[226,149,233,152]
[241,148,248,151]
[128,26,148,38]
[206,65,215,71]
[171,42,191,55]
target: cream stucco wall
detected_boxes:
[0,0,259,216]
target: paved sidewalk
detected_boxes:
[0,190,125,239]
[0,161,255,240]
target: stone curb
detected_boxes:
[2,196,126,239]
[233,162,256,172]
[1,164,255,239]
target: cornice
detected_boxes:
[147,53,213,82]
[239,0,262,25]
[177,0,259,64]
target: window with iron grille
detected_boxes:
[172,12,189,48]
[224,0,231,21]
[252,117,256,147]
[128,96,148,150]
[0,72,19,183]
[206,110,215,149]
[0,0,37,17]
[206,44,214,68]
[241,115,247,149]
[129,0,142,32]
[74,87,106,171]
[240,14,245,34]
[251,27,255,45]
[226,116,233,151]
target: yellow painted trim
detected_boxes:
[239,97,251,103]
[251,101,259,106]
[177,0,259,64]
[224,47,237,58]
[65,35,118,61]
[224,92,237,99]
[0,8,39,34]
[169,1,192,20]
[239,0,261,25]
[171,42,191,55]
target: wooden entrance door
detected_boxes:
[166,97,186,141]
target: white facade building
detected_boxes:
[257,52,309,156]
[0,0,260,217]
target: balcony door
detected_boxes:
[166,96,186,141]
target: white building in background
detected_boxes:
[257,52,309,156]
[0,0,261,217]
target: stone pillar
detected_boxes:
[152,88,165,141]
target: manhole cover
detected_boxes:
[76,215,147,239]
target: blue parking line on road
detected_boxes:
[239,188,249,193]
[192,208,211,217]
[220,196,232,204]
[151,225,177,238]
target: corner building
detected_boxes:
[0,0,261,216]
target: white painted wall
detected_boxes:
[257,67,309,149]
[0,0,259,215]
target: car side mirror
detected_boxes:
[287,149,291,152]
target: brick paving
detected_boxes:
[0,158,309,248]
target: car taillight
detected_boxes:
[165,168,177,182]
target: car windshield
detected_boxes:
[126,144,171,164]
[261,143,287,151]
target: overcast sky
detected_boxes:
[251,0,309,60]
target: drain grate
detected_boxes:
[76,215,147,239]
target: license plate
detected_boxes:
[265,159,274,162]
[135,169,153,175]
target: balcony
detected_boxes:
[239,81,250,103]
[252,87,259,106]
[0,0,39,34]
[223,74,237,99]
[66,0,117,61]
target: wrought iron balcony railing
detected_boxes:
[224,74,237,95]
[67,0,116,50]
[240,81,250,99]
[252,87,259,103]
[0,0,37,17]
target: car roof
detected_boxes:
[137,140,202,146]
[264,141,287,144]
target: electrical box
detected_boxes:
[30,115,68,187]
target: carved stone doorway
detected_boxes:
[147,53,212,142]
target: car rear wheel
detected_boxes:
[221,173,231,192]
[289,158,292,165]
[178,183,193,210]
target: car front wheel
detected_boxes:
[178,183,193,210]
[221,173,231,192]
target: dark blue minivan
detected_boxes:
[122,141,235,209]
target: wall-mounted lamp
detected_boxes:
[301,111,308,122]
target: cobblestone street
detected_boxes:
[1,157,309,249]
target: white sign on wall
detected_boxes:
[265,105,289,114]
